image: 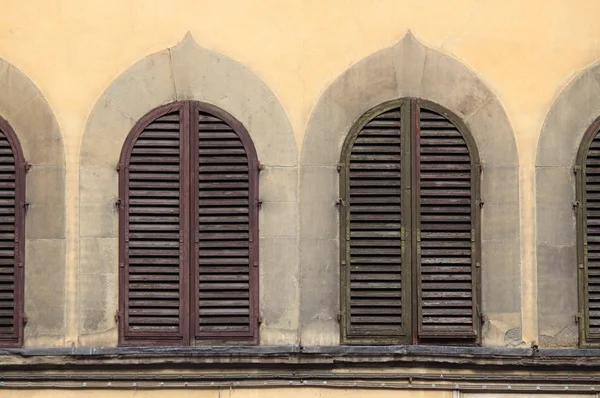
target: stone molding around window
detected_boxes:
[536,60,600,347]
[0,58,66,346]
[299,32,520,346]
[79,34,297,346]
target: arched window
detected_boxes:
[576,118,600,346]
[118,101,259,346]
[0,117,25,347]
[339,99,481,345]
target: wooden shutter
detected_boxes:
[342,106,408,343]
[582,128,600,341]
[119,102,259,346]
[416,105,478,341]
[340,100,480,345]
[192,105,258,341]
[0,118,24,347]
[120,104,186,345]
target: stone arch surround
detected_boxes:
[0,58,67,346]
[299,32,521,346]
[535,60,600,347]
[79,34,298,346]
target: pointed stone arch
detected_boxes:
[299,32,520,346]
[79,34,297,346]
[535,60,600,347]
[0,58,66,346]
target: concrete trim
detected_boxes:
[299,31,520,346]
[79,34,298,346]
[535,61,600,347]
[0,57,67,346]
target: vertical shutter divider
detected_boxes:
[411,99,422,344]
[190,102,201,342]
[180,101,191,344]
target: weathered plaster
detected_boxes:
[79,34,298,346]
[300,32,520,346]
[535,61,600,347]
[0,58,67,346]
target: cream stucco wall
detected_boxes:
[1,0,600,346]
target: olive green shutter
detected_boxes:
[341,104,410,343]
[581,128,600,343]
[341,100,481,345]
[415,105,478,341]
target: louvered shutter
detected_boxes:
[120,102,259,345]
[583,130,600,340]
[193,106,258,340]
[343,106,407,342]
[416,106,478,340]
[120,105,186,344]
[0,120,24,347]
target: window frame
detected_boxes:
[339,98,481,345]
[118,101,260,346]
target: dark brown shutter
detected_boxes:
[0,118,24,347]
[343,106,406,341]
[193,106,258,341]
[120,105,186,344]
[119,102,258,345]
[416,106,477,340]
[584,130,600,339]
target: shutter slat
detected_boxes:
[346,107,404,339]
[418,107,476,341]
[196,109,255,338]
[124,109,183,341]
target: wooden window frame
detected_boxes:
[339,98,481,345]
[0,116,26,348]
[118,101,259,346]
[576,116,600,347]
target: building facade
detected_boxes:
[1,0,600,396]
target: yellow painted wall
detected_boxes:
[1,0,600,345]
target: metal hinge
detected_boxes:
[257,162,263,172]
[114,310,120,323]
[20,201,30,211]
[477,198,484,207]
[335,198,345,208]
[573,201,582,209]
[337,314,341,322]
[575,313,582,324]
[254,199,263,209]
[579,263,584,269]
[23,161,31,172]
[22,314,28,325]
[257,315,263,324]
[574,165,582,174]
